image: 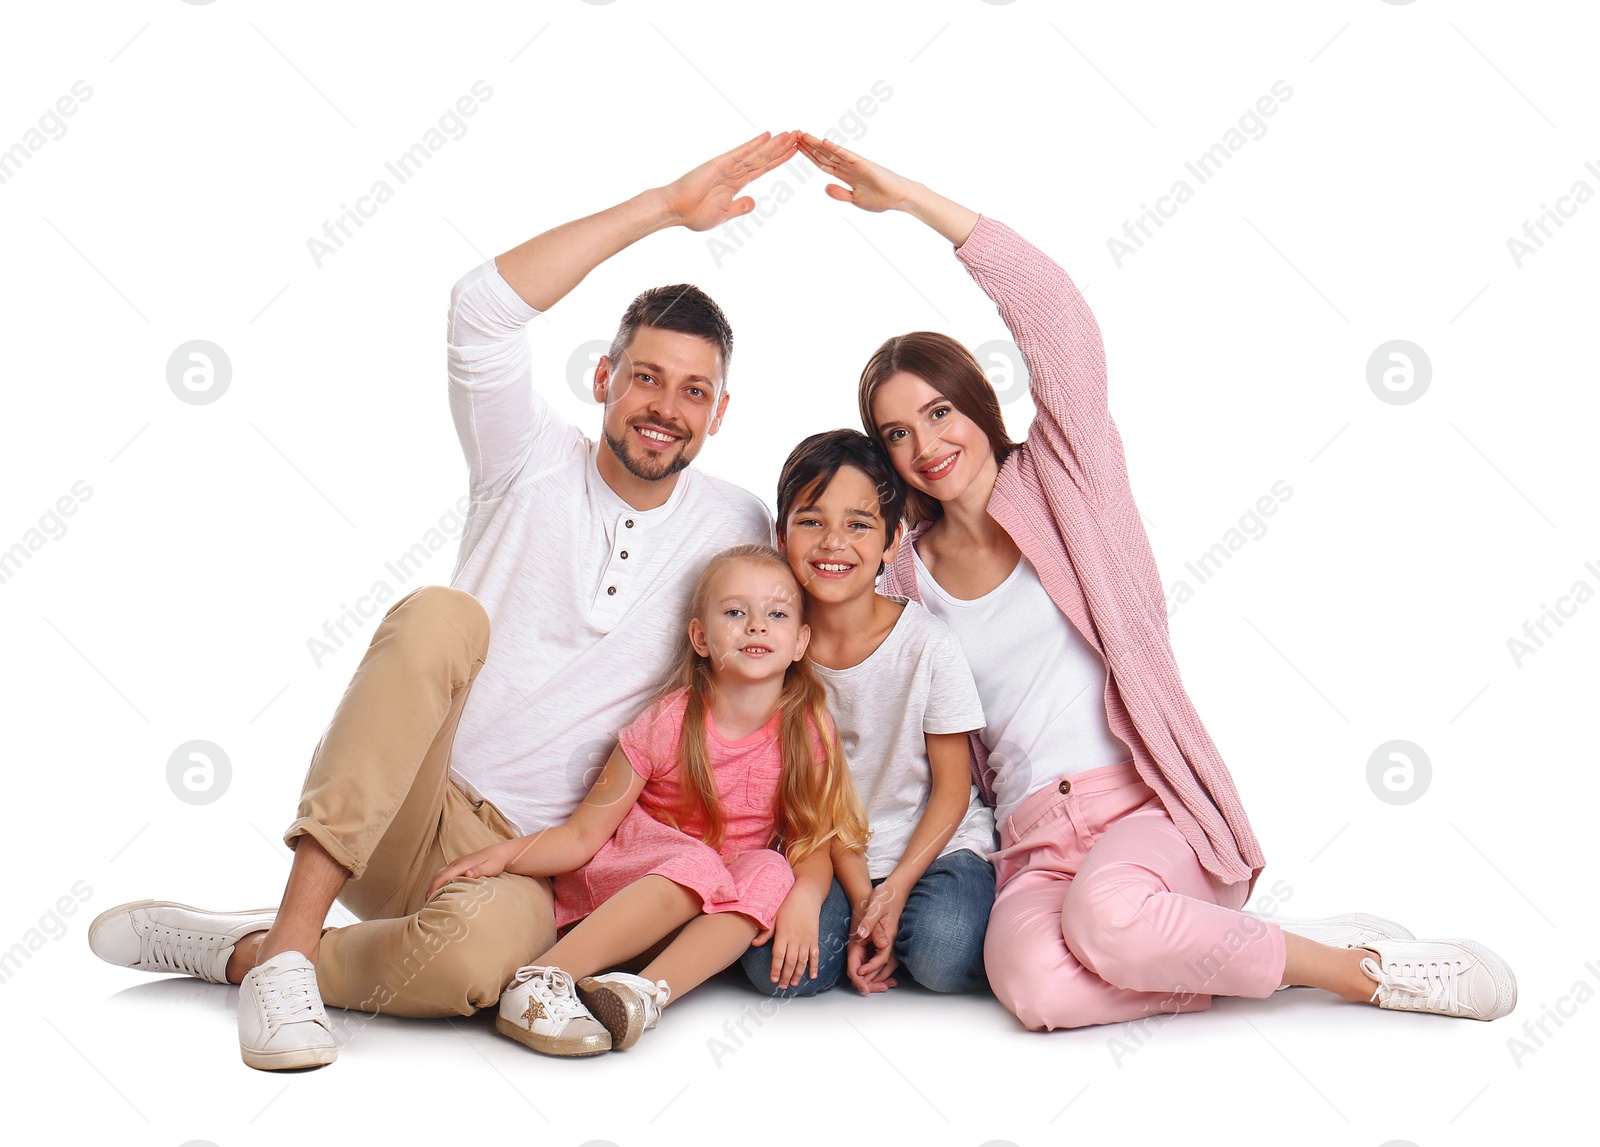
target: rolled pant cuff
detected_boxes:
[283,816,367,880]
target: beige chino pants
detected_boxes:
[282,584,556,1018]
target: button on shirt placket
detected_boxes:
[592,513,639,628]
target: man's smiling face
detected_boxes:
[596,325,729,483]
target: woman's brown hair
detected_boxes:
[659,544,867,864]
[857,332,1020,527]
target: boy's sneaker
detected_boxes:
[1266,912,1415,990]
[1358,938,1517,1021]
[88,899,276,984]
[495,965,612,1057]
[577,972,671,1050]
[237,950,338,1070]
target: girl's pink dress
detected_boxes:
[551,688,815,931]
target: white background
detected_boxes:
[1,1,1595,1145]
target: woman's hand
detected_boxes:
[659,131,800,232]
[425,840,516,900]
[796,131,915,213]
[798,131,979,246]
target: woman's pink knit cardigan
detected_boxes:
[877,214,1266,887]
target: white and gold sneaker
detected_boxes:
[495,965,612,1056]
[577,971,671,1050]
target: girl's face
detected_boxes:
[688,559,810,685]
[778,465,899,607]
[870,370,993,508]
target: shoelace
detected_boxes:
[509,965,589,1024]
[638,977,671,1019]
[256,962,330,1030]
[598,973,672,1025]
[139,923,229,979]
[646,979,671,1025]
[1360,955,1461,1013]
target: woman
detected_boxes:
[795,130,1516,1030]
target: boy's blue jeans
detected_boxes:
[738,847,995,996]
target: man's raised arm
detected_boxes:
[448,131,799,497]
[494,131,800,311]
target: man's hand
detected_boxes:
[659,131,800,232]
[492,130,798,312]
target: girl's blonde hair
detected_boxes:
[661,543,867,864]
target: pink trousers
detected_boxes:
[984,759,1285,1031]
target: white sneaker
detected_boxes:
[237,951,338,1070]
[1359,937,1517,1021]
[495,965,612,1057]
[88,899,275,984]
[1273,912,1416,949]
[577,971,672,1050]
[1267,911,1417,990]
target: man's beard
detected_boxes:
[603,424,692,482]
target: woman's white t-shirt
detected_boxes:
[912,546,1133,830]
[813,598,995,878]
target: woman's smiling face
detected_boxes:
[871,370,994,508]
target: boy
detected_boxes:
[741,429,995,996]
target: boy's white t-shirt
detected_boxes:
[813,597,994,879]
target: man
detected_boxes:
[87,131,797,1070]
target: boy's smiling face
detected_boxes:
[778,464,901,607]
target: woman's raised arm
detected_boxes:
[796,132,978,247]
[798,132,1122,508]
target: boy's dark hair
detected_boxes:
[776,430,907,571]
[608,284,734,390]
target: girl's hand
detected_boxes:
[758,894,823,990]
[660,131,800,232]
[796,131,916,213]
[425,841,513,899]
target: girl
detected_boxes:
[426,543,867,1055]
[794,129,1517,1029]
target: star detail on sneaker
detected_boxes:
[495,964,612,1056]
